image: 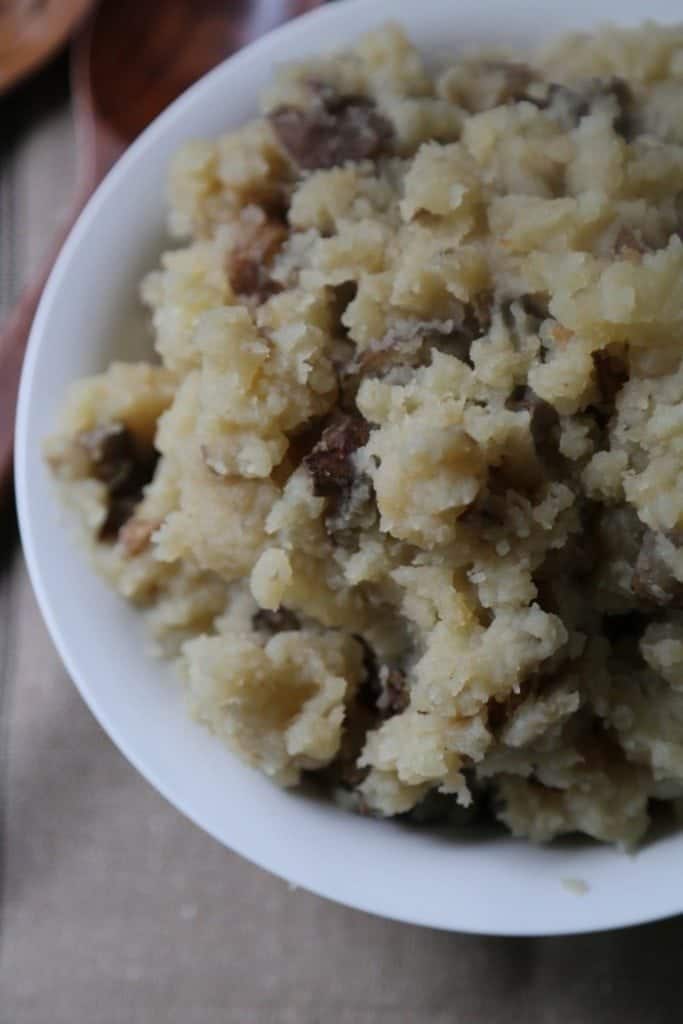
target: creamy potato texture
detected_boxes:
[46,22,683,844]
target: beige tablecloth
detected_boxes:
[2,53,683,1024]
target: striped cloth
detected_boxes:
[1,27,681,1024]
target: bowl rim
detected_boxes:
[15,0,683,937]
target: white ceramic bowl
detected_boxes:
[16,0,683,936]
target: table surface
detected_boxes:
[2,53,683,1024]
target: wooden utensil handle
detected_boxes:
[0,182,92,496]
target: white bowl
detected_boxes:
[16,0,683,936]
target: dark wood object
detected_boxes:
[0,0,94,95]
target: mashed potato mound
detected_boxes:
[46,22,683,845]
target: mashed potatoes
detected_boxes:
[46,22,683,844]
